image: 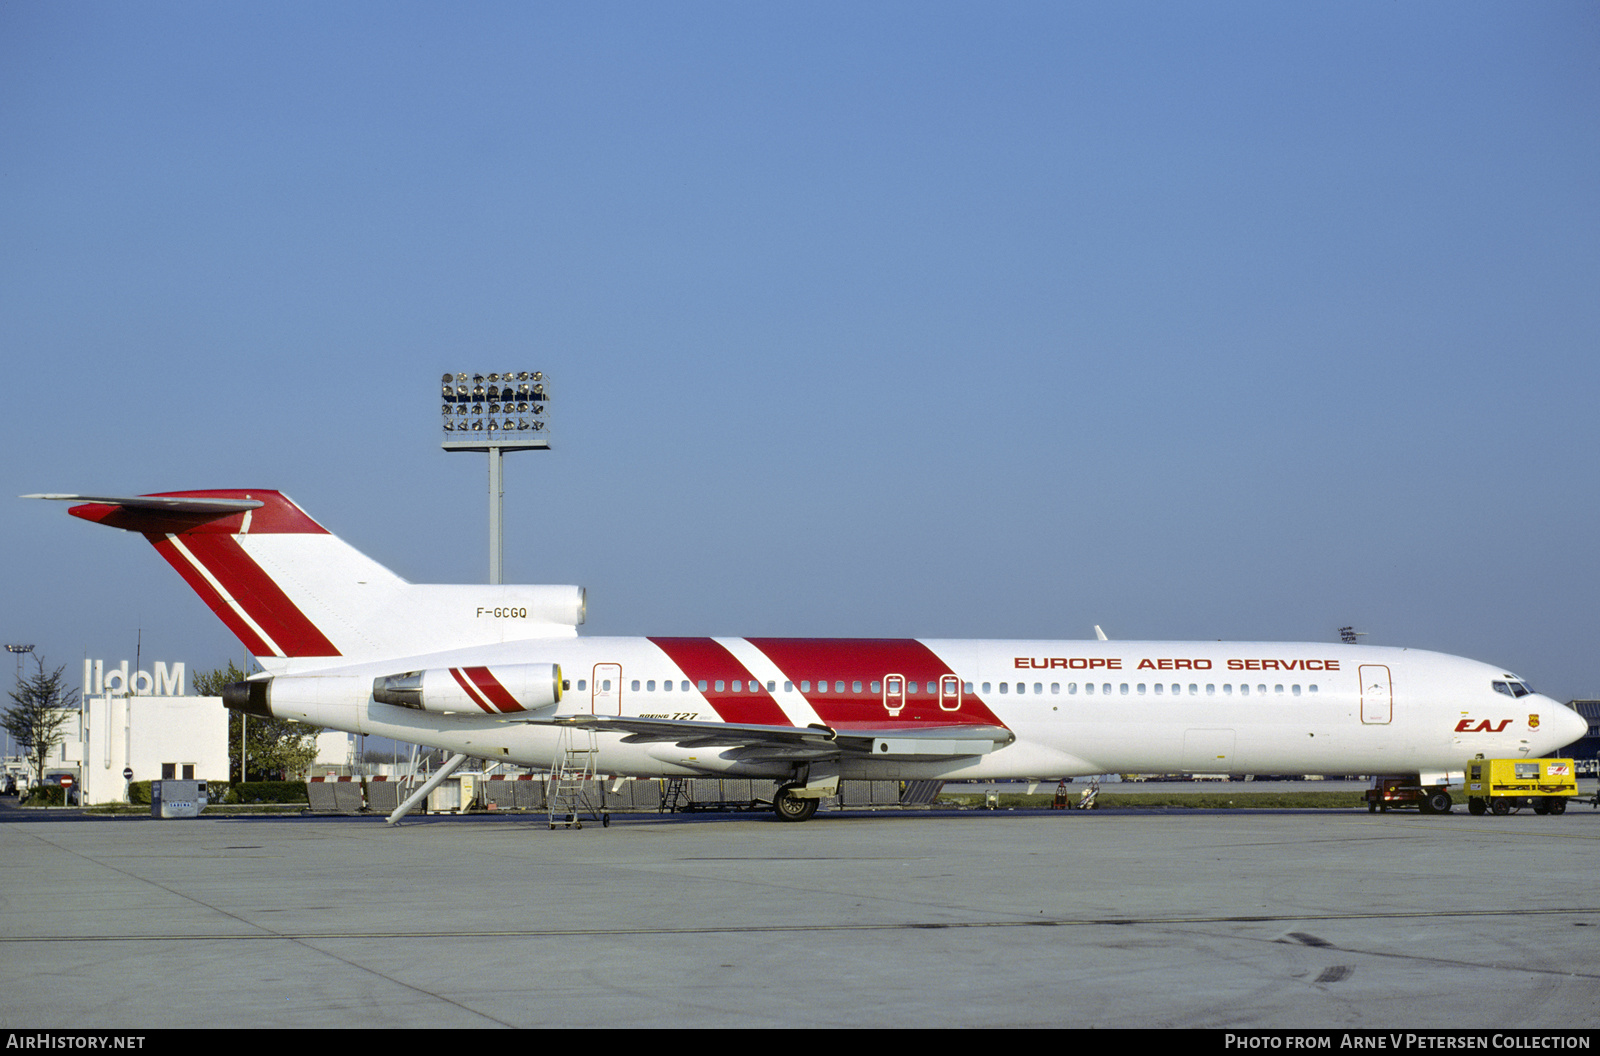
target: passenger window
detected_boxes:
[1000,683,1009,694]
[1051,683,1060,694]
[1189,684,1197,695]
[1034,683,1043,694]
[853,681,862,694]
[698,680,708,692]
[577,680,587,691]
[681,681,690,692]
[646,680,655,692]
[767,681,776,692]
[835,681,845,693]
[1068,682,1077,694]
[1240,685,1249,697]
[964,682,974,693]
[602,680,611,691]
[982,682,992,693]
[715,680,725,692]
[631,680,640,692]
[784,681,793,692]
[1137,684,1146,695]
[1085,683,1095,695]
[1292,685,1301,696]
[871,681,882,693]
[1120,684,1129,695]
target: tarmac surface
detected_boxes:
[2,797,1598,1030]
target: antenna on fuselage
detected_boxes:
[1094,625,1109,641]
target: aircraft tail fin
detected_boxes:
[29,490,584,669]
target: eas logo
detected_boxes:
[1455,718,1513,733]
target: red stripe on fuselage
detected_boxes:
[746,639,1003,730]
[647,638,791,725]
[149,533,341,658]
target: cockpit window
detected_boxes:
[1492,679,1533,698]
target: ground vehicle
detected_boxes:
[1464,757,1577,816]
[1365,776,1456,813]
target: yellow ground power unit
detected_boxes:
[1465,757,1577,816]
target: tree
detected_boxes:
[3,656,77,788]
[193,661,323,782]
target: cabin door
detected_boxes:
[1359,664,1392,725]
[592,663,622,715]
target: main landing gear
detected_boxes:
[772,784,819,822]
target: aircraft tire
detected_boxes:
[773,786,819,822]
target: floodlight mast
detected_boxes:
[440,371,550,585]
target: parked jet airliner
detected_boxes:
[28,490,1586,820]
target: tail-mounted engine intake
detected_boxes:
[372,663,562,716]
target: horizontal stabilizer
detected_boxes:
[24,493,264,515]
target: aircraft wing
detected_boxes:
[525,714,1013,762]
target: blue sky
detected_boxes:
[4,2,1599,700]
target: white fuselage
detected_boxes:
[264,637,1583,781]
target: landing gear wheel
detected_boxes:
[773,785,819,822]
[1489,798,1511,816]
[1423,791,1452,814]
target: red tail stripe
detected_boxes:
[647,638,791,726]
[148,532,340,658]
[174,534,342,657]
[150,535,277,657]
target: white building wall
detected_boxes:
[68,695,229,805]
[313,730,352,775]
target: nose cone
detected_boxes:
[1539,699,1588,751]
